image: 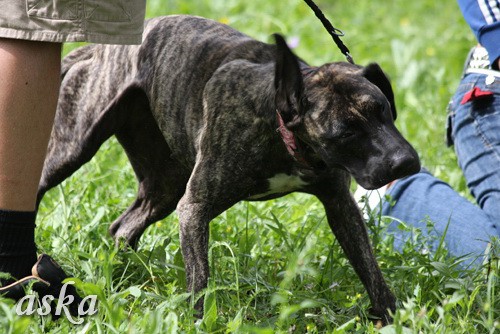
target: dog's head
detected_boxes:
[274,34,420,189]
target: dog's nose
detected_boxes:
[390,149,421,179]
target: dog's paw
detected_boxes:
[367,307,393,327]
[109,221,140,250]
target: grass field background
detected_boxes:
[1,0,498,333]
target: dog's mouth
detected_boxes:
[316,157,420,190]
[314,162,392,190]
[305,141,420,188]
[353,174,395,190]
[350,156,421,190]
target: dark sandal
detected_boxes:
[0,254,85,317]
[0,275,49,300]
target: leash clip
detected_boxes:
[345,52,354,64]
[303,0,355,64]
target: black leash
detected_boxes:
[302,0,355,64]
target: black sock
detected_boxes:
[0,210,37,284]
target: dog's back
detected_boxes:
[55,16,274,167]
[39,15,278,203]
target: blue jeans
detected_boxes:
[381,72,500,265]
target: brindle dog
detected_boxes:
[38,15,420,323]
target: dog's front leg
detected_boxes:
[177,195,212,313]
[176,157,243,315]
[317,190,396,324]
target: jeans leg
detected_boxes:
[381,170,498,265]
[381,73,500,265]
[451,74,500,223]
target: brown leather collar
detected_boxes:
[276,110,310,167]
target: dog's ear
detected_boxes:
[362,63,397,120]
[274,33,304,128]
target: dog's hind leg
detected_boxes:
[39,68,188,247]
[37,43,144,204]
[37,83,145,205]
[109,105,190,248]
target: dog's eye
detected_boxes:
[339,131,355,139]
[325,130,356,142]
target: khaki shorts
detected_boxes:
[0,1,146,45]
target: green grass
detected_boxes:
[1,0,499,333]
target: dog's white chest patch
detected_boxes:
[248,173,308,200]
